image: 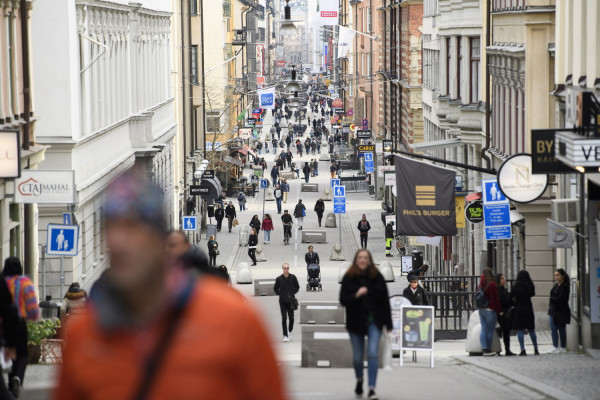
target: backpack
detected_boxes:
[475,288,489,309]
[237,192,244,201]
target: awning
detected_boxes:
[465,192,482,202]
[201,177,222,200]
[242,144,257,159]
[409,139,462,152]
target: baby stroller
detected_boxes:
[306,263,322,291]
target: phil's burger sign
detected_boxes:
[14,171,75,204]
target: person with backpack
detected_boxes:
[357,214,371,249]
[511,270,539,356]
[330,162,337,179]
[293,200,306,230]
[478,268,501,356]
[237,191,247,211]
[3,256,40,397]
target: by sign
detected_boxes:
[497,154,548,203]
[0,130,20,178]
[531,130,575,174]
[46,224,79,256]
[14,170,75,204]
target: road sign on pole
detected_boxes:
[46,224,79,256]
[182,216,198,231]
[330,178,340,187]
[333,203,346,214]
[62,213,72,225]
[333,185,345,197]
[260,179,269,190]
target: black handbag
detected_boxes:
[291,296,299,310]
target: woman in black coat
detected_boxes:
[247,228,258,266]
[496,273,515,356]
[249,215,261,235]
[302,162,311,183]
[510,270,539,355]
[314,199,325,227]
[340,249,392,400]
[548,268,571,353]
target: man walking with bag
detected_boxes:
[274,263,300,342]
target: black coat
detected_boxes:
[250,218,261,232]
[402,285,430,305]
[248,234,258,247]
[339,270,393,335]
[510,282,536,330]
[305,252,320,265]
[294,203,306,218]
[357,220,371,235]
[274,274,299,304]
[225,205,237,219]
[498,286,512,313]
[385,224,394,239]
[214,208,224,221]
[314,200,325,216]
[548,282,571,325]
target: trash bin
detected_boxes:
[412,250,423,271]
[369,185,375,195]
[39,296,61,319]
[207,204,215,218]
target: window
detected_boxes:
[433,50,439,91]
[456,36,462,100]
[470,37,480,104]
[207,111,220,133]
[190,0,197,15]
[446,38,451,96]
[190,45,198,85]
[366,7,372,33]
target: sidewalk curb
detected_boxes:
[450,355,580,400]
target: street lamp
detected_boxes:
[279,0,298,36]
[285,66,301,92]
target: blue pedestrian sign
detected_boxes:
[334,185,346,197]
[364,153,373,162]
[46,224,79,256]
[485,226,512,240]
[334,203,346,214]
[63,213,72,225]
[330,178,340,188]
[260,179,269,190]
[483,204,510,226]
[482,179,508,204]
[182,216,198,231]
[333,197,345,205]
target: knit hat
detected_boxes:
[104,175,165,232]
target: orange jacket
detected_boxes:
[54,277,286,400]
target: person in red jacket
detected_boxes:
[262,214,274,244]
[479,268,502,356]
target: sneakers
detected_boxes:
[368,389,378,400]
[283,336,290,342]
[354,379,363,396]
[288,331,293,341]
[10,376,20,398]
[559,347,567,353]
[483,350,497,356]
[547,347,560,354]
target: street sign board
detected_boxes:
[358,145,376,152]
[333,197,345,204]
[333,203,346,214]
[46,224,79,256]
[260,179,269,189]
[63,213,72,225]
[182,216,198,231]
[15,170,76,204]
[330,178,340,187]
[357,130,371,140]
[483,204,511,226]
[364,153,373,162]
[485,226,512,240]
[333,185,345,197]
[482,179,508,205]
[202,170,215,179]
[365,161,374,173]
[190,185,211,196]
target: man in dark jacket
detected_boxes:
[314,198,325,227]
[403,274,430,305]
[385,221,394,257]
[274,263,300,342]
[357,214,371,249]
[214,203,224,232]
[271,165,279,187]
[304,245,320,267]
[224,201,237,233]
[293,200,306,230]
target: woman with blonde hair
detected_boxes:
[207,235,219,267]
[339,249,392,400]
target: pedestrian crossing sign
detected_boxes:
[46,224,79,256]
[182,216,198,231]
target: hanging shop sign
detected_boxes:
[14,170,75,204]
[531,130,576,174]
[497,153,548,203]
[465,201,484,224]
[0,130,20,178]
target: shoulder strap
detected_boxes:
[133,277,196,400]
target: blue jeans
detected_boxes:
[549,315,567,348]
[479,309,497,351]
[349,323,382,389]
[264,229,271,243]
[517,329,538,350]
[276,198,282,213]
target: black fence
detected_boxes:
[420,275,513,340]
[340,175,368,192]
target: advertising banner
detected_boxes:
[395,156,457,236]
[318,0,338,25]
[337,26,355,58]
[14,170,75,204]
[258,87,276,109]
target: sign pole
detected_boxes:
[262,188,266,223]
[60,256,64,299]
[338,214,342,246]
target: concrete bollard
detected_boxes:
[265,188,275,201]
[379,261,395,282]
[324,212,337,228]
[255,244,267,262]
[322,188,332,201]
[338,262,350,283]
[330,243,345,261]
[236,262,253,284]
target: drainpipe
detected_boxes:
[20,0,32,274]
[181,1,187,187]
[200,0,207,159]
[481,0,491,169]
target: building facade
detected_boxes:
[31,0,176,297]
